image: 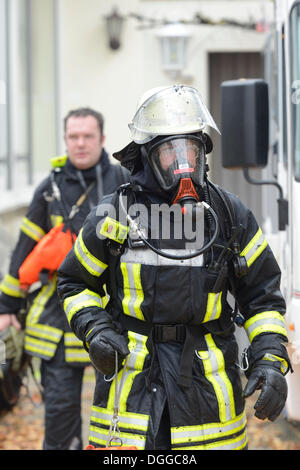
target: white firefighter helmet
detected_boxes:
[128,84,220,144]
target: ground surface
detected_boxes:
[0,367,300,451]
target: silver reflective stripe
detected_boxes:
[219,433,248,450]
[0,274,25,298]
[20,217,45,241]
[64,333,83,346]
[124,263,139,319]
[65,350,90,362]
[121,263,144,320]
[89,426,146,449]
[90,408,148,429]
[206,344,232,423]
[204,292,222,323]
[240,228,267,267]
[245,316,286,342]
[127,331,149,371]
[171,413,246,441]
[26,277,57,325]
[173,431,248,450]
[26,325,62,342]
[120,246,203,267]
[196,334,236,423]
[24,336,57,358]
[210,292,222,320]
[171,412,247,450]
[64,292,102,317]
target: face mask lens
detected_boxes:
[149,137,204,190]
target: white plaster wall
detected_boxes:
[57,0,274,158]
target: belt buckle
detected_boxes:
[161,325,177,342]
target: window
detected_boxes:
[290,3,300,180]
[0,0,32,190]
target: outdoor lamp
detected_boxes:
[157,22,191,77]
[105,7,124,50]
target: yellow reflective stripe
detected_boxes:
[262,353,289,374]
[171,411,247,449]
[127,331,149,371]
[90,403,148,449]
[64,289,102,325]
[203,292,222,323]
[26,324,63,343]
[74,230,107,277]
[0,274,25,298]
[50,214,63,227]
[65,348,90,362]
[173,429,248,450]
[244,311,288,343]
[63,333,90,363]
[89,425,146,450]
[20,217,46,242]
[64,332,83,346]
[24,335,57,358]
[240,227,268,267]
[197,334,235,423]
[90,406,149,432]
[26,276,57,325]
[121,263,145,320]
[107,368,140,412]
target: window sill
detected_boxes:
[0,185,35,215]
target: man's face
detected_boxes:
[157,139,197,171]
[65,115,105,170]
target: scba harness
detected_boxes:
[101,181,248,388]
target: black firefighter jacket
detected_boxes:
[57,175,288,450]
[0,150,128,366]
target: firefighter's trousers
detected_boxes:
[40,340,86,450]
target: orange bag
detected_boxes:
[86,445,138,451]
[19,223,76,290]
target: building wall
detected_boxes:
[57,0,274,157]
[0,0,275,273]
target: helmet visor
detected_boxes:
[129,85,220,144]
[149,136,205,190]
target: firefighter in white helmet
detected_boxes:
[58,85,291,450]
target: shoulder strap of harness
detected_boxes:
[105,184,136,301]
[207,180,236,241]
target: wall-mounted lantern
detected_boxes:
[105,7,124,50]
[157,22,191,77]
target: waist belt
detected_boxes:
[153,324,186,343]
[119,315,209,389]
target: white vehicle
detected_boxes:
[220,0,300,422]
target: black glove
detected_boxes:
[242,361,288,421]
[88,326,130,376]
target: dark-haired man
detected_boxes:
[0,107,129,449]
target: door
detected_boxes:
[209,52,265,226]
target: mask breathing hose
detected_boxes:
[119,187,219,260]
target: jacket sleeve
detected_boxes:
[57,200,114,347]
[0,178,49,314]
[229,193,290,372]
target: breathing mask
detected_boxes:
[143,134,207,206]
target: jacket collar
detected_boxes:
[64,148,110,182]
